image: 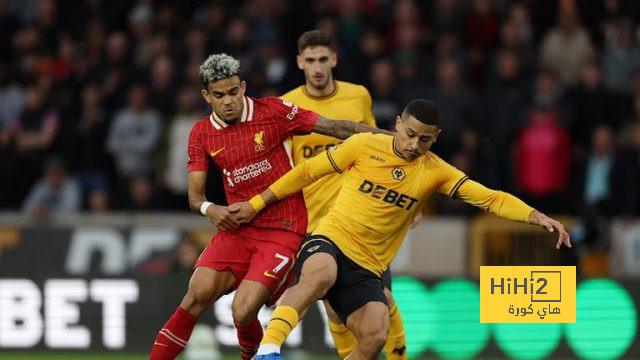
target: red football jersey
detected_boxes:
[188,96,318,234]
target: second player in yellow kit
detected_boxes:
[282,80,375,231]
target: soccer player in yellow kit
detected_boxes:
[280,29,408,359]
[238,99,572,360]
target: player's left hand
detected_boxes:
[529,210,572,250]
[228,201,257,223]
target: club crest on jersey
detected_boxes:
[254,131,265,151]
[392,167,406,181]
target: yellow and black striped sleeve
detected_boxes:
[435,155,469,197]
[269,133,365,200]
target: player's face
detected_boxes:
[202,75,246,123]
[297,46,337,91]
[394,115,440,161]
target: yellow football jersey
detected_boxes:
[281,81,376,232]
[267,133,534,276]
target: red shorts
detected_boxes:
[194,225,303,305]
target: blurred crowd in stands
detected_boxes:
[0,0,639,238]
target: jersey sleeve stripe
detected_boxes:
[449,176,469,198]
[247,97,254,121]
[240,96,248,122]
[326,151,342,174]
[282,140,294,168]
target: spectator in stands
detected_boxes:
[570,61,616,155]
[433,31,466,72]
[429,0,466,37]
[602,18,640,94]
[100,31,132,115]
[148,55,177,116]
[128,2,154,69]
[0,60,22,207]
[540,6,595,86]
[506,2,533,46]
[106,84,161,198]
[369,58,401,130]
[122,175,165,211]
[164,86,201,210]
[610,121,640,217]
[496,18,535,80]
[485,49,528,189]
[14,81,60,200]
[87,187,109,213]
[427,58,482,159]
[486,49,528,148]
[532,68,573,127]
[619,93,640,146]
[0,61,24,126]
[397,53,430,106]
[22,156,80,217]
[0,1,21,61]
[515,106,571,213]
[579,125,616,210]
[354,28,386,85]
[62,83,109,203]
[464,0,500,87]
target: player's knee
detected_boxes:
[360,328,388,355]
[358,315,389,353]
[180,287,214,315]
[231,297,258,326]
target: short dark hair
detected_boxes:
[402,99,440,127]
[297,30,334,54]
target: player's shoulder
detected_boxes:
[424,151,445,163]
[256,95,295,108]
[423,151,455,170]
[348,132,390,148]
[336,81,371,98]
[280,86,304,102]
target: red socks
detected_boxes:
[150,307,264,360]
[236,319,264,360]
[150,307,196,359]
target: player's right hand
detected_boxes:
[227,201,257,224]
[205,204,240,231]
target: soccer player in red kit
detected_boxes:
[149,53,389,360]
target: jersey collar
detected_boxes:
[301,80,338,100]
[391,137,406,160]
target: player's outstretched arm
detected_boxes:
[229,152,337,223]
[312,115,394,139]
[230,134,365,223]
[454,179,571,249]
[188,171,239,231]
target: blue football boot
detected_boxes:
[254,353,283,360]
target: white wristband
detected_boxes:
[200,201,214,216]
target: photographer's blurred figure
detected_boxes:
[22,156,80,218]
